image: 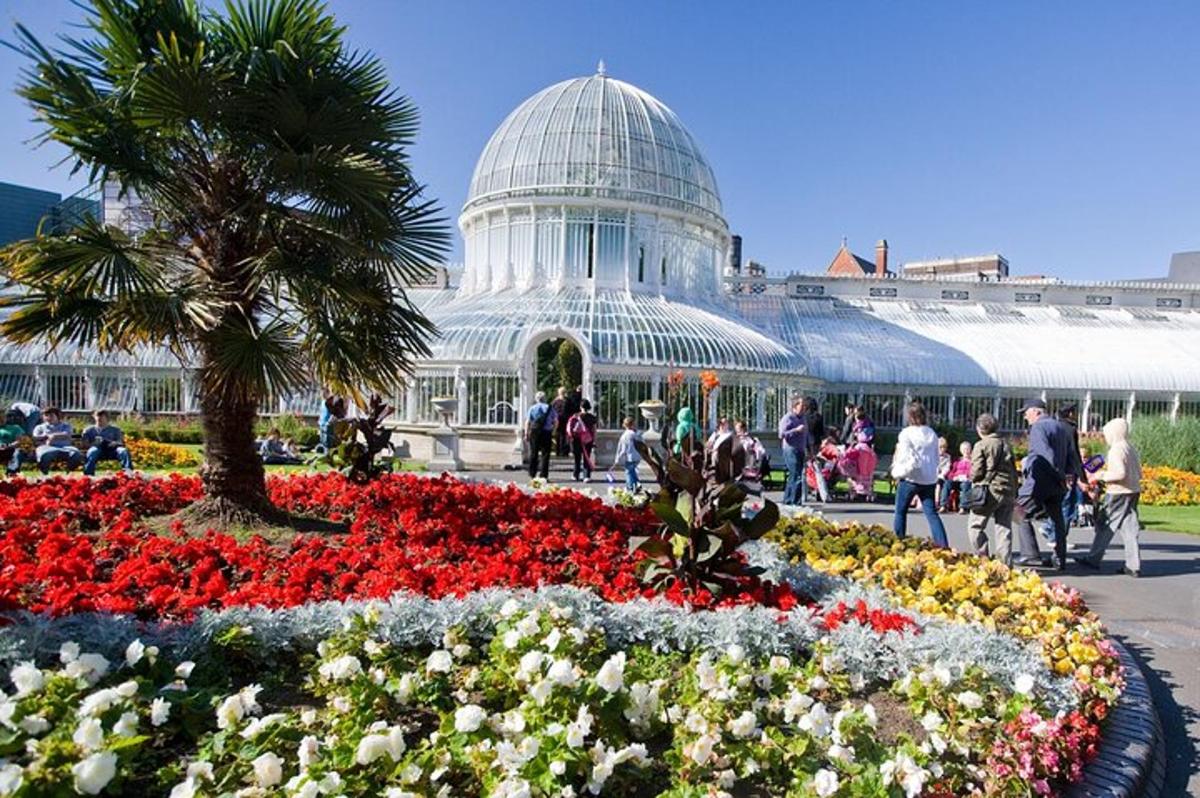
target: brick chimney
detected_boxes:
[875,239,888,276]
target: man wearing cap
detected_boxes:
[1014,398,1083,570]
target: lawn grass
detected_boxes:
[1138,504,1200,536]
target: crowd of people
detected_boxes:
[1,404,135,476]
[887,398,1143,577]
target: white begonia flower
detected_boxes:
[565,723,586,749]
[499,598,521,618]
[240,713,287,739]
[186,762,214,782]
[808,674,829,691]
[216,694,246,730]
[502,630,523,650]
[60,641,81,664]
[238,684,263,714]
[1014,673,1035,696]
[799,703,832,738]
[566,627,586,646]
[318,770,342,794]
[500,710,526,735]
[717,769,736,788]
[251,752,283,787]
[19,715,49,735]
[956,690,984,710]
[828,743,855,763]
[547,659,578,688]
[355,734,390,765]
[594,652,626,694]
[768,655,791,670]
[175,661,195,679]
[683,709,708,734]
[0,763,23,796]
[298,735,321,770]
[125,639,146,666]
[517,651,544,681]
[331,696,352,713]
[113,711,139,737]
[729,710,758,739]
[931,661,953,687]
[881,752,928,798]
[696,656,719,693]
[395,673,417,702]
[542,628,562,652]
[387,726,407,760]
[812,768,840,798]
[549,760,567,776]
[920,711,942,731]
[300,709,318,726]
[291,781,319,798]
[168,779,197,798]
[73,717,105,751]
[67,653,111,686]
[783,689,814,723]
[386,791,421,798]
[529,679,553,705]
[426,650,453,674]
[79,688,118,718]
[515,613,540,637]
[319,654,363,683]
[688,733,716,765]
[862,702,878,727]
[72,751,118,795]
[452,643,471,659]
[454,704,486,733]
[9,662,43,697]
[725,644,746,664]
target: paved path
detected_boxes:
[463,466,1200,796]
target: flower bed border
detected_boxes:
[1066,640,1166,798]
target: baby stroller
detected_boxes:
[805,442,840,498]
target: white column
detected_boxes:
[405,376,419,424]
[755,381,767,432]
[83,368,95,412]
[1126,392,1136,425]
[455,367,468,426]
[33,365,44,406]
[1081,391,1092,433]
[948,390,956,426]
[1171,392,1181,424]
[181,370,195,414]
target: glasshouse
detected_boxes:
[3,66,1200,467]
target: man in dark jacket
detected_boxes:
[1014,398,1079,570]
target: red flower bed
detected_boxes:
[821,599,919,635]
[0,473,795,620]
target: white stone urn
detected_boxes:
[430,396,458,430]
[638,399,666,434]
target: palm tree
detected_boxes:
[0,0,448,521]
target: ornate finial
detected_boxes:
[841,235,848,249]
[597,59,607,76]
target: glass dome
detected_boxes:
[464,66,723,223]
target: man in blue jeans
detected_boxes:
[777,398,808,506]
[82,410,134,475]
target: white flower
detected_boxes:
[594,652,626,694]
[696,656,719,692]
[529,679,552,706]
[454,704,486,733]
[956,690,984,710]
[515,613,540,637]
[240,713,286,739]
[452,644,471,659]
[728,710,757,739]
[862,702,878,728]
[1014,673,1035,696]
[931,661,953,687]
[783,690,814,723]
[238,684,263,714]
[186,762,214,782]
[426,650,453,674]
[78,688,118,718]
[547,659,578,687]
[151,698,171,727]
[318,654,363,683]
[113,711,139,737]
[115,680,138,698]
[19,715,49,735]
[317,772,342,793]
[499,598,521,618]
[216,695,245,730]
[565,723,586,749]
[798,703,831,738]
[812,768,840,797]
[298,735,321,770]
[768,655,791,670]
[73,717,104,751]
[60,641,81,664]
[725,644,746,664]
[881,752,928,798]
[66,653,110,686]
[828,743,855,763]
[251,752,283,787]
[687,733,716,765]
[500,710,526,735]
[502,630,523,649]
[175,661,196,679]
[0,764,21,796]
[387,726,407,760]
[920,711,942,732]
[9,662,43,697]
[73,752,118,795]
[168,779,197,798]
[549,760,567,776]
[516,651,544,681]
[356,733,390,765]
[125,639,146,666]
[331,696,352,713]
[542,628,562,652]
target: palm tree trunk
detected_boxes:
[187,355,272,523]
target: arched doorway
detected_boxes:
[535,337,583,399]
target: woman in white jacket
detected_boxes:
[891,402,949,547]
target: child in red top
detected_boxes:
[942,441,974,513]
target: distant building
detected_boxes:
[1168,251,1200,284]
[0,181,100,245]
[902,253,1009,280]
[728,234,743,273]
[826,238,889,277]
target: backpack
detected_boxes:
[567,415,594,445]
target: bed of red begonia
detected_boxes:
[0,472,796,620]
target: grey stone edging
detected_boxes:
[1066,640,1166,797]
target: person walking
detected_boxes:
[552,387,569,456]
[566,399,598,482]
[966,413,1018,564]
[612,417,642,491]
[891,401,949,547]
[777,398,808,506]
[1013,398,1079,570]
[1075,417,1143,577]
[525,391,556,480]
[804,397,830,503]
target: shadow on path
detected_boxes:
[1116,637,1198,796]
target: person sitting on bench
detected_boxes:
[31,407,83,474]
[82,410,134,475]
[260,427,303,465]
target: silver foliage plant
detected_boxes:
[0,539,1077,712]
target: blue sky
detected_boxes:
[2,0,1198,280]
